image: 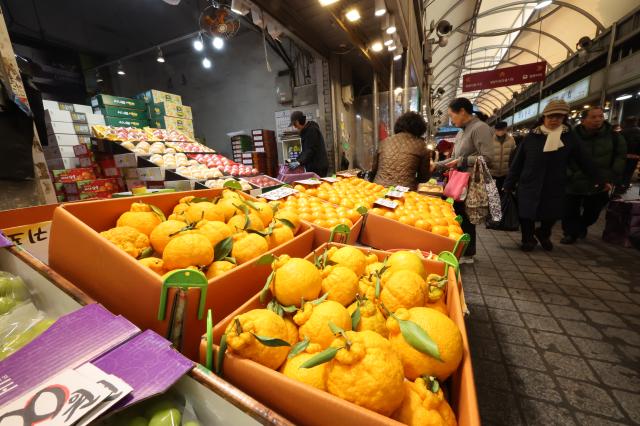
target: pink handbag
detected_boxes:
[444,169,471,201]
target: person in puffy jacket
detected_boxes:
[620,116,640,190]
[373,111,430,190]
[489,121,516,195]
[561,106,626,244]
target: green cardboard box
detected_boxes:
[103,116,150,128]
[95,105,149,120]
[91,94,146,111]
[136,89,182,105]
[149,101,192,119]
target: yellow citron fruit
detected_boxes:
[195,220,233,248]
[327,246,367,277]
[365,253,378,265]
[271,256,322,307]
[294,301,351,349]
[280,343,328,391]
[179,195,195,204]
[386,250,426,279]
[138,257,164,275]
[393,377,457,426]
[130,202,151,212]
[283,318,299,346]
[250,201,274,226]
[267,225,294,249]
[224,309,290,370]
[116,210,162,237]
[101,226,150,258]
[216,197,241,221]
[231,233,269,265]
[149,219,190,254]
[321,265,359,306]
[347,298,388,337]
[162,233,214,271]
[380,270,426,313]
[172,203,189,216]
[184,202,224,223]
[222,189,243,201]
[227,212,264,232]
[274,209,301,234]
[386,307,463,381]
[366,261,385,276]
[326,330,405,416]
[358,276,377,300]
[205,260,235,279]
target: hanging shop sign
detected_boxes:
[513,102,539,124]
[503,115,514,126]
[462,61,547,92]
[539,77,591,112]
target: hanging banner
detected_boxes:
[462,61,546,92]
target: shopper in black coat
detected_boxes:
[504,100,600,252]
[290,111,329,176]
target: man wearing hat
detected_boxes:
[289,111,329,177]
[561,106,627,244]
[504,99,600,251]
[489,121,516,195]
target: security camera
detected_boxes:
[437,87,445,95]
[436,20,452,36]
[576,36,592,50]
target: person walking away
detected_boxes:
[489,121,516,195]
[372,112,430,190]
[435,97,494,263]
[620,116,640,191]
[289,111,329,177]
[561,106,627,244]
[504,100,601,251]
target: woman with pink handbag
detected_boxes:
[435,98,494,263]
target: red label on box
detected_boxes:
[52,168,96,183]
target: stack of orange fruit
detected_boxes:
[294,177,387,209]
[276,193,360,230]
[369,192,462,240]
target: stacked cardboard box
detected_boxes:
[49,168,123,202]
[91,94,149,128]
[230,134,252,163]
[136,89,194,138]
[252,129,278,177]
[42,101,105,170]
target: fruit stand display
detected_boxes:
[48,188,315,359]
[0,245,292,425]
[200,244,478,426]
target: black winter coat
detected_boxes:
[503,126,599,220]
[298,121,329,176]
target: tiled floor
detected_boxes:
[463,212,640,425]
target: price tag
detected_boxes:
[262,186,299,201]
[295,179,322,186]
[386,190,405,199]
[374,198,398,209]
[321,177,340,183]
[336,172,358,178]
[395,185,410,192]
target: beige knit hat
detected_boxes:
[542,99,570,116]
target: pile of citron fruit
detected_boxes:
[218,247,462,425]
[276,193,362,230]
[99,189,302,278]
[294,178,387,209]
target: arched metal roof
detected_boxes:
[425,0,639,116]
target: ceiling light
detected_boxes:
[388,44,396,51]
[117,62,125,76]
[230,0,250,15]
[384,38,393,46]
[345,8,361,22]
[394,87,403,95]
[212,36,224,50]
[371,41,383,52]
[534,0,552,9]
[386,15,396,34]
[156,47,165,63]
[319,0,339,5]
[193,34,204,51]
[202,57,212,69]
[583,105,590,108]
[393,53,402,61]
[616,94,632,101]
[95,70,103,83]
[375,0,386,16]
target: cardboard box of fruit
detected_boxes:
[200,243,478,426]
[49,188,314,360]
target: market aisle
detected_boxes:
[463,218,640,426]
